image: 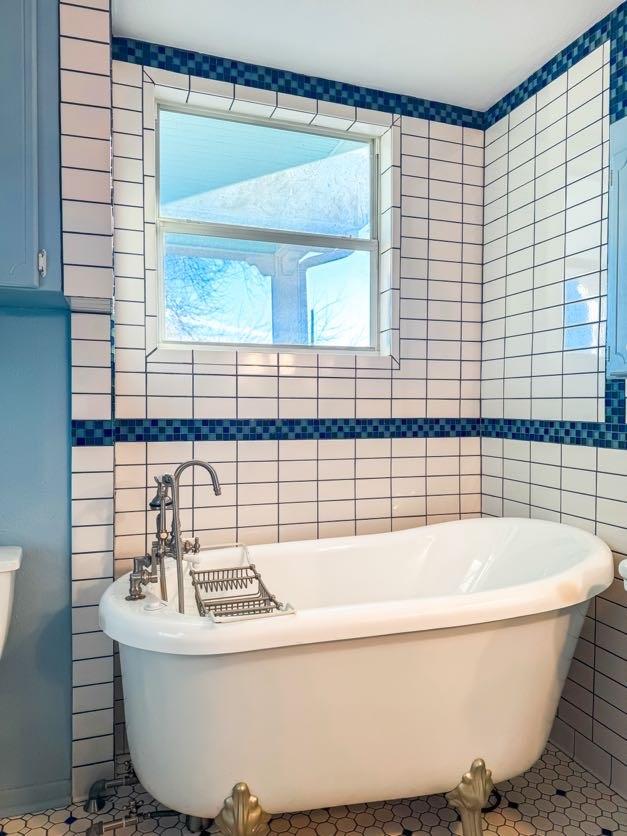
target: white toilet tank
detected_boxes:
[0,547,22,657]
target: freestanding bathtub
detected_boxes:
[101,517,612,821]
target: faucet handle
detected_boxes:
[183,537,201,555]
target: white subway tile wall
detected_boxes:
[107,61,483,763]
[482,437,627,796]
[111,61,483,426]
[62,26,627,807]
[60,0,114,308]
[70,386,115,801]
[61,0,116,800]
[481,44,627,799]
[482,44,609,423]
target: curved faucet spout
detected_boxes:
[165,460,223,614]
[173,459,222,496]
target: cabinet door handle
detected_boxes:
[37,249,47,280]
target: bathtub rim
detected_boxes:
[100,517,613,656]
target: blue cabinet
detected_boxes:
[608,116,627,378]
[0,0,62,301]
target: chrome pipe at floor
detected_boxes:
[86,805,179,836]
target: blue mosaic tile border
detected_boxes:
[611,2,627,122]
[112,3,627,130]
[606,377,627,424]
[72,419,114,447]
[480,378,627,448]
[72,411,627,448]
[111,37,484,129]
[481,418,627,449]
[72,417,481,446]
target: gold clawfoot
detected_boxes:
[445,758,494,836]
[215,782,270,836]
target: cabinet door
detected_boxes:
[608,117,627,378]
[0,0,39,288]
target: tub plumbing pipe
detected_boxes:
[86,803,180,836]
[83,767,138,813]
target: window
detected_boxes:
[157,107,378,351]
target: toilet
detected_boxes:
[0,547,22,658]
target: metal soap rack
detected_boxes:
[189,542,294,623]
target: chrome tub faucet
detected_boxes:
[126,460,222,613]
[164,460,222,613]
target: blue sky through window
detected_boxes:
[159,109,371,238]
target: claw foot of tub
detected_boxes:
[215,782,270,836]
[445,758,494,836]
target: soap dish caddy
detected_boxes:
[189,542,294,623]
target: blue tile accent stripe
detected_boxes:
[605,377,626,424]
[72,412,627,448]
[111,37,484,128]
[481,418,627,449]
[72,417,481,446]
[611,2,627,122]
[112,3,627,130]
[72,419,113,446]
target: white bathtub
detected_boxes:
[101,517,612,818]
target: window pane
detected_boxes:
[162,232,372,348]
[159,110,371,239]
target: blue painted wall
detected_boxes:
[0,308,72,815]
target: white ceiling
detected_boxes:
[112,0,618,112]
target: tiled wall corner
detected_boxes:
[379,115,401,363]
[483,437,627,797]
[481,42,627,800]
[61,0,116,800]
[482,44,609,424]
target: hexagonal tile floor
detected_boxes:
[1,746,625,836]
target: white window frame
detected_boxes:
[156,102,381,355]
